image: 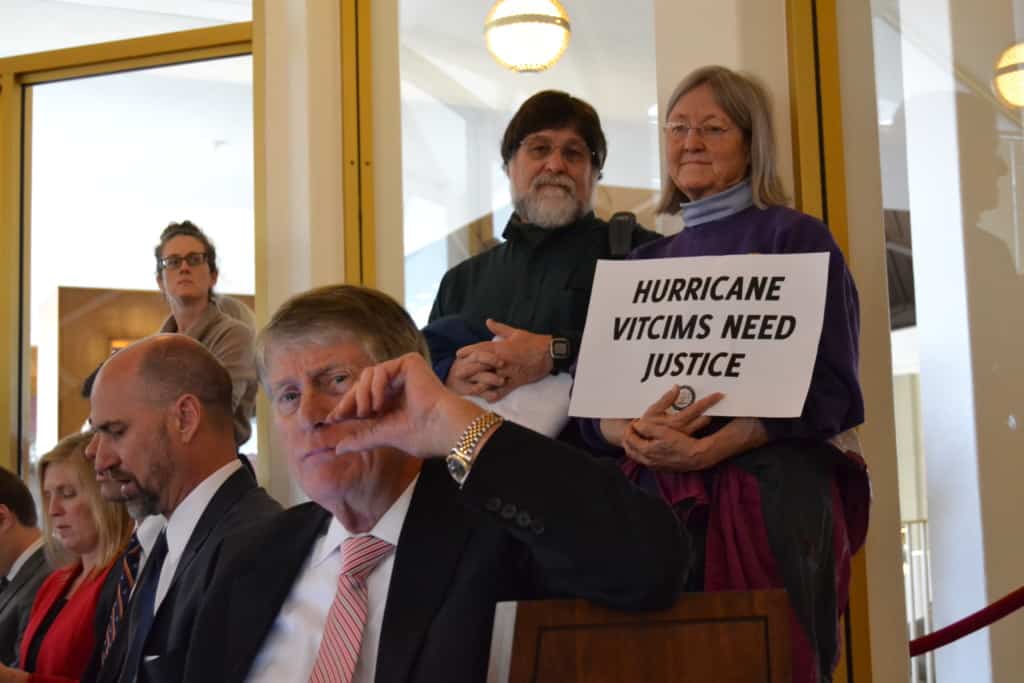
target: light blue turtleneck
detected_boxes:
[680,179,754,227]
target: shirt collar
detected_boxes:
[135,514,167,557]
[502,211,596,246]
[164,459,242,561]
[312,475,419,568]
[6,536,44,581]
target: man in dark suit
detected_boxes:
[183,284,688,683]
[84,334,281,683]
[0,468,49,666]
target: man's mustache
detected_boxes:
[97,468,134,485]
[531,173,576,195]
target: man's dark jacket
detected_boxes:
[429,212,659,370]
[89,466,281,683]
[0,545,49,666]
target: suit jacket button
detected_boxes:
[500,503,517,519]
[485,497,502,513]
[530,518,545,535]
[515,511,531,528]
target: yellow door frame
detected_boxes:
[0,24,253,475]
[341,0,376,287]
[788,1,870,681]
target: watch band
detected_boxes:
[446,411,504,487]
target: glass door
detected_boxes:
[868,0,1024,679]
[25,55,256,471]
[397,0,662,324]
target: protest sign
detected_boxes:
[569,252,829,418]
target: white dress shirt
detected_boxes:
[246,477,418,683]
[134,514,167,576]
[153,459,241,611]
[5,537,44,581]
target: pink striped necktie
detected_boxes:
[309,535,395,683]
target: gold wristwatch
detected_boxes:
[446,411,504,487]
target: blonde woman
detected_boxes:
[0,433,130,683]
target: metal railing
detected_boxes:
[902,519,935,683]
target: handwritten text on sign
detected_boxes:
[569,253,829,418]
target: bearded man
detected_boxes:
[429,91,659,407]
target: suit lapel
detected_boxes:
[0,549,43,614]
[139,467,256,666]
[0,586,13,616]
[164,467,254,595]
[224,503,331,682]
[375,461,472,683]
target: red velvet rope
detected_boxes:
[909,586,1024,656]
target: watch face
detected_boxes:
[447,455,469,481]
[670,385,696,413]
[551,338,571,359]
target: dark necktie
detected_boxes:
[102,532,142,662]
[118,530,168,683]
[0,577,9,593]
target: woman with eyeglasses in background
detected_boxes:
[583,65,870,683]
[154,221,258,451]
[0,433,130,683]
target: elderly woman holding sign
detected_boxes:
[585,66,869,683]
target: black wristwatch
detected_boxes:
[549,337,572,373]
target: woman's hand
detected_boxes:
[599,418,631,446]
[622,387,725,471]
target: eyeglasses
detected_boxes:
[663,121,734,140]
[159,252,208,271]
[518,136,594,166]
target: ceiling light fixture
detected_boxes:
[994,44,1024,108]
[484,0,571,73]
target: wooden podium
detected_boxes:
[487,590,791,682]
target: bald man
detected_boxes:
[85,334,280,683]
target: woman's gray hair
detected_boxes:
[657,65,789,214]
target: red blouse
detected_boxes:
[19,560,115,683]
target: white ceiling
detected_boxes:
[5,0,1022,128]
[0,0,250,59]
[0,0,657,120]
[399,0,659,123]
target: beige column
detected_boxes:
[835,1,913,680]
[255,0,346,504]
